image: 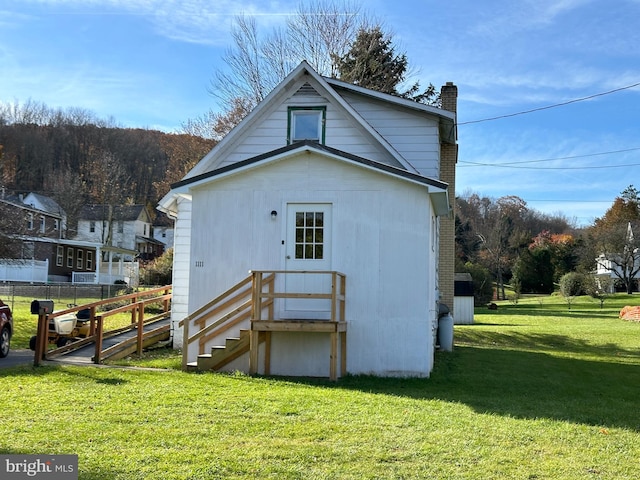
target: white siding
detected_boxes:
[76,219,142,251]
[113,221,137,250]
[170,197,192,348]
[186,152,438,377]
[76,220,103,243]
[338,91,441,179]
[153,227,174,249]
[216,85,402,169]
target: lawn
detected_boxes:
[2,294,640,479]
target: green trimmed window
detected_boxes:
[287,107,326,144]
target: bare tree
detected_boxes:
[583,274,613,308]
[84,150,130,207]
[211,1,368,110]
[288,0,367,78]
[594,221,640,294]
[0,200,26,258]
[45,168,88,237]
[181,97,252,141]
[589,186,640,294]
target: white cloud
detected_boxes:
[9,0,297,46]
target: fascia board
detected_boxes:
[171,143,450,216]
[325,77,455,120]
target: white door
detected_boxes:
[283,203,332,319]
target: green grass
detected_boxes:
[2,294,640,479]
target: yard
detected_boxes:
[2,294,639,479]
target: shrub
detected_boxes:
[140,249,173,286]
[460,262,493,306]
[559,272,583,309]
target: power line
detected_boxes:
[457,195,612,203]
[457,81,640,126]
[460,147,640,166]
[459,161,640,170]
[458,146,640,170]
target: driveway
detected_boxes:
[0,349,34,369]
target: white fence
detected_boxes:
[0,259,48,283]
[72,261,139,286]
[0,258,139,286]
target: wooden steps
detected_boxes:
[188,329,264,372]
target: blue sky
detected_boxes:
[1,0,639,226]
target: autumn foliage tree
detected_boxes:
[456,192,574,299]
[512,231,577,294]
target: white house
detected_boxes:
[76,204,164,261]
[159,61,458,378]
[152,212,175,250]
[595,222,640,293]
[22,192,67,236]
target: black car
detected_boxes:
[0,299,13,358]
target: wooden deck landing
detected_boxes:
[250,320,347,381]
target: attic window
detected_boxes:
[287,107,326,144]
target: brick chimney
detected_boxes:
[441,82,458,113]
[438,82,458,317]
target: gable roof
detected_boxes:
[79,205,150,222]
[324,77,457,145]
[0,192,64,219]
[183,61,453,181]
[168,141,450,216]
[160,61,455,217]
[23,192,66,217]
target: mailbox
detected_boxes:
[31,299,54,315]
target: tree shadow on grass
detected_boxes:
[455,330,640,360]
[326,346,640,432]
[477,307,619,320]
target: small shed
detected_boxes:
[453,273,474,325]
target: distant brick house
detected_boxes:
[0,191,98,282]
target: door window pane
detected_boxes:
[294,211,324,259]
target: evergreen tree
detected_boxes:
[335,26,439,105]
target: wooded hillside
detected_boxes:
[0,102,215,230]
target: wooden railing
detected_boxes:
[34,285,172,365]
[181,271,347,378]
[181,273,275,370]
[249,270,346,323]
[249,270,347,380]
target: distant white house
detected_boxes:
[152,212,174,250]
[595,222,640,293]
[76,204,165,261]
